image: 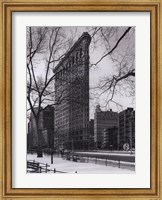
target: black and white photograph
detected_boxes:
[27,26,135,174]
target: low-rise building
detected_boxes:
[94,104,118,149]
[103,126,118,150]
[118,107,135,150]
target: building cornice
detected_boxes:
[53,32,91,73]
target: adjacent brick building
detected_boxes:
[94,104,118,149]
[118,107,135,150]
[102,126,118,150]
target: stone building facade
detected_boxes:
[53,32,91,150]
[94,104,118,149]
[102,126,118,150]
[118,107,135,150]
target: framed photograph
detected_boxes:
[0,0,161,199]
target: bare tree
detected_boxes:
[27,27,87,157]
[88,27,135,110]
[27,27,71,157]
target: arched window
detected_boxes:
[65,63,68,71]
[72,56,75,65]
[80,48,83,58]
[69,60,71,68]
[67,62,69,71]
[76,52,79,62]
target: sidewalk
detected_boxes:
[27,153,135,174]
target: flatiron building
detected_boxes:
[53,32,91,150]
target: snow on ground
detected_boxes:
[27,153,135,174]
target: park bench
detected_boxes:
[27,161,40,173]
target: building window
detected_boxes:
[69,60,71,68]
[61,70,63,78]
[80,48,83,58]
[76,52,79,62]
[72,56,75,65]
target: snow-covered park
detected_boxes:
[27,153,135,174]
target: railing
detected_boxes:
[27,161,40,172]
[27,160,68,173]
[63,152,135,169]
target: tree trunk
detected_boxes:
[36,120,43,157]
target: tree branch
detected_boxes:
[91,27,132,66]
